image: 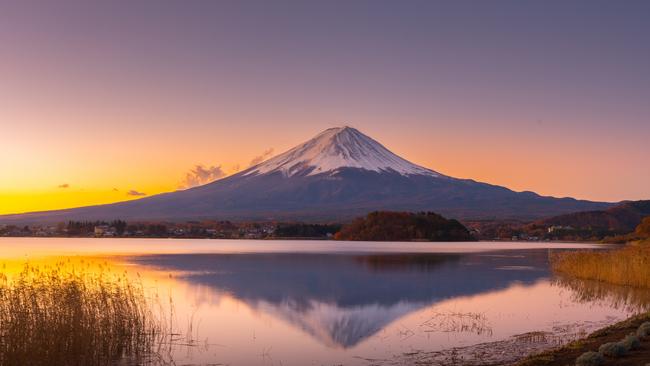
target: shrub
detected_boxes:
[598,342,627,357]
[637,321,650,338]
[575,351,604,366]
[636,217,650,238]
[620,333,641,351]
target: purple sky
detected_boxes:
[1,0,649,213]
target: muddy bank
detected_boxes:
[362,317,625,366]
[364,313,650,366]
[516,312,650,366]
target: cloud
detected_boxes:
[249,148,274,167]
[58,183,70,188]
[126,189,146,196]
[112,188,119,192]
[179,164,227,189]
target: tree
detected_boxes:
[335,211,474,242]
[111,220,127,236]
[635,216,650,238]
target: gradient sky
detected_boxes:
[1,0,649,215]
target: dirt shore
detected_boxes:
[516,312,650,366]
[367,313,650,366]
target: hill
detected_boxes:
[531,200,650,234]
[335,211,474,241]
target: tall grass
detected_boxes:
[0,260,169,366]
[550,245,650,288]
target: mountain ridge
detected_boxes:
[531,200,650,233]
[0,127,614,224]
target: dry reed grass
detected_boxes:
[0,259,173,366]
[550,245,650,288]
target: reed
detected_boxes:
[550,245,650,288]
[0,259,167,366]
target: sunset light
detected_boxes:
[1,2,649,366]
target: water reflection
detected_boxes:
[3,239,649,366]
[132,251,550,348]
[553,275,650,313]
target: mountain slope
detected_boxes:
[245,127,440,177]
[0,127,614,224]
[532,200,650,233]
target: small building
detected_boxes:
[547,225,573,233]
[94,225,115,237]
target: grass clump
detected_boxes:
[575,351,604,366]
[0,260,164,366]
[550,245,650,288]
[597,342,627,357]
[620,333,640,351]
[637,321,650,338]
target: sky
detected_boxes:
[1,0,649,215]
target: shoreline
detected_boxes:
[370,312,650,366]
[516,311,650,366]
[0,235,606,245]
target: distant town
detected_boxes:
[0,220,341,240]
[0,217,626,242]
[4,201,649,242]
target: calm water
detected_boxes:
[1,238,648,366]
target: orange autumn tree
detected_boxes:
[335,211,474,242]
[635,216,650,239]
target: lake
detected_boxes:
[2,238,649,366]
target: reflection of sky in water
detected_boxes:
[0,238,645,366]
[134,252,548,313]
[129,250,650,365]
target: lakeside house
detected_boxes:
[548,225,574,233]
[94,225,116,237]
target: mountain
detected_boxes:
[532,200,650,233]
[0,126,613,224]
[244,126,440,177]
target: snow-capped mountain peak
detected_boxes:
[245,126,441,177]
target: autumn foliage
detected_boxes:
[550,216,650,289]
[335,211,473,242]
[635,216,650,238]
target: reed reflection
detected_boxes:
[552,275,650,314]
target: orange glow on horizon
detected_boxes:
[1,2,649,216]
[1,123,648,216]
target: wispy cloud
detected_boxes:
[126,189,146,196]
[249,148,274,167]
[58,183,70,188]
[179,164,226,189]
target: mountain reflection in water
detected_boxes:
[132,251,551,348]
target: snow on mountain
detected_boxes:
[245,126,441,177]
[0,126,614,224]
